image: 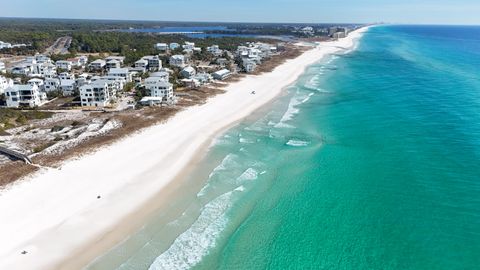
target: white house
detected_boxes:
[107,68,132,83]
[35,54,52,64]
[169,55,187,68]
[183,42,195,51]
[44,78,61,92]
[11,64,33,76]
[59,72,75,81]
[142,56,162,71]
[56,60,73,71]
[89,59,106,71]
[105,56,125,65]
[79,80,117,108]
[5,84,47,108]
[59,79,77,96]
[169,43,180,50]
[180,66,196,79]
[242,59,257,73]
[155,43,169,52]
[28,78,45,90]
[212,69,232,80]
[149,71,169,81]
[135,59,149,70]
[144,76,174,101]
[106,59,121,70]
[0,76,13,95]
[207,45,223,56]
[0,41,12,50]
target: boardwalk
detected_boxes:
[0,146,32,164]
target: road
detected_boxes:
[44,36,72,55]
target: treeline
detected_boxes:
[70,31,274,65]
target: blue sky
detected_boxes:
[1,0,479,24]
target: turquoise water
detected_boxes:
[88,25,480,269]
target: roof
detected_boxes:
[90,59,106,64]
[182,66,195,73]
[108,68,129,74]
[213,69,231,76]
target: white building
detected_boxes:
[89,59,106,71]
[5,84,47,108]
[56,60,73,71]
[149,71,169,81]
[143,76,174,104]
[105,56,125,65]
[44,78,61,92]
[80,80,117,108]
[169,55,187,68]
[180,66,196,79]
[59,72,75,81]
[0,76,14,95]
[28,78,45,90]
[11,64,33,76]
[106,59,121,70]
[207,45,223,56]
[155,43,169,52]
[212,69,231,80]
[107,68,132,83]
[135,59,149,70]
[0,41,12,50]
[170,43,180,50]
[59,79,77,96]
[183,42,195,50]
[142,56,162,71]
[242,59,257,73]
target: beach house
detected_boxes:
[89,59,106,71]
[169,55,187,68]
[105,56,125,65]
[242,59,257,73]
[180,66,196,79]
[207,45,223,56]
[79,80,116,107]
[169,43,180,50]
[142,75,174,105]
[107,68,132,83]
[28,78,45,91]
[135,59,149,70]
[212,69,232,80]
[155,43,169,52]
[59,79,77,96]
[106,59,121,70]
[44,78,60,92]
[55,60,73,71]
[0,76,13,95]
[142,56,162,71]
[4,84,47,108]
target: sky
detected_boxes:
[1,0,479,25]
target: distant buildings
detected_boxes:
[155,43,169,52]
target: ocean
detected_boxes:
[87,25,480,269]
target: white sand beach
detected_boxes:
[0,27,369,270]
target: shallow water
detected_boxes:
[88,25,480,270]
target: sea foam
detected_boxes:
[148,189,241,270]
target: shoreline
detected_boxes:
[0,27,370,270]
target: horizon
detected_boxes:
[1,16,480,27]
[1,0,480,25]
